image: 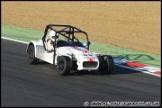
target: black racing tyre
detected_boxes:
[57,56,72,76]
[27,44,39,64]
[99,55,114,75]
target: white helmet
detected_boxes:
[49,31,59,42]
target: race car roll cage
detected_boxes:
[42,24,91,64]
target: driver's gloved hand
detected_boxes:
[51,41,54,44]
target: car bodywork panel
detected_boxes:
[26,40,99,70]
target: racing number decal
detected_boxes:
[83,50,89,54]
[72,46,90,54]
[72,46,94,62]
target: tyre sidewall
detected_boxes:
[27,45,39,64]
[57,56,72,76]
[99,55,114,75]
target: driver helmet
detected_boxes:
[49,31,59,42]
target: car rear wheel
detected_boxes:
[27,44,39,64]
[99,55,114,75]
[57,56,72,76]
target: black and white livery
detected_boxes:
[26,24,114,76]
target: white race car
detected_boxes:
[26,24,114,76]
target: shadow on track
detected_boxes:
[30,61,139,76]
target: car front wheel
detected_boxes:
[57,56,72,76]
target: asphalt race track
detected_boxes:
[1,39,161,107]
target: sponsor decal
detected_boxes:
[88,57,95,62]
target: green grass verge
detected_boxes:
[1,24,43,42]
[1,24,161,68]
